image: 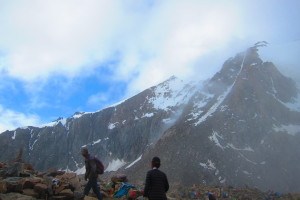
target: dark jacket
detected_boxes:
[84,155,98,180]
[144,168,169,200]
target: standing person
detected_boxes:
[81,148,103,200]
[143,157,169,200]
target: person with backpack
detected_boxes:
[143,157,169,200]
[81,147,103,200]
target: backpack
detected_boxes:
[93,157,104,174]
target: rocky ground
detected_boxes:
[0,158,300,200]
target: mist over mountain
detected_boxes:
[1,43,299,193]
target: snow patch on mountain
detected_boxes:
[283,93,300,112]
[187,92,213,122]
[37,118,67,128]
[209,131,225,150]
[72,113,85,119]
[194,88,231,126]
[239,153,257,165]
[141,113,154,118]
[105,159,127,172]
[75,165,85,175]
[149,77,198,111]
[125,155,142,169]
[200,159,216,170]
[227,143,254,152]
[81,138,102,148]
[108,122,119,130]
[11,131,16,140]
[273,124,300,136]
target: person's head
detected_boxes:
[151,157,161,168]
[81,148,89,157]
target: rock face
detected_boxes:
[0,43,300,193]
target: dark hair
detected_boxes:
[81,148,89,154]
[152,157,161,168]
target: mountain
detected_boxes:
[1,43,300,192]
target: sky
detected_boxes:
[0,0,299,133]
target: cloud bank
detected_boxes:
[0,0,299,131]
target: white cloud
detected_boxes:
[0,105,41,133]
[0,0,299,98]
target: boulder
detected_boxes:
[20,177,42,189]
[58,173,82,192]
[33,183,48,197]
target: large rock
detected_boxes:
[57,173,82,192]
[33,183,48,197]
[20,177,42,189]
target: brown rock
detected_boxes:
[33,183,48,194]
[59,189,74,197]
[20,177,42,189]
[22,188,39,198]
[64,173,82,192]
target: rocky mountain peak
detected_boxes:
[1,44,299,193]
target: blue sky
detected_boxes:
[0,0,299,133]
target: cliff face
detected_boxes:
[1,44,300,192]
[0,76,199,173]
